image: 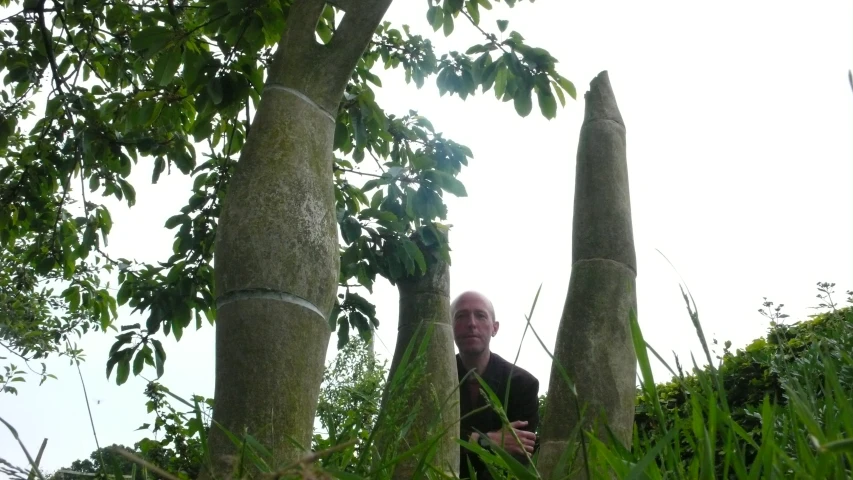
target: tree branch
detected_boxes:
[35,0,64,95]
[269,0,395,112]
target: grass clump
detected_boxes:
[8,284,853,479]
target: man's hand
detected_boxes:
[485,420,536,456]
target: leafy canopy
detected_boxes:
[0,0,575,387]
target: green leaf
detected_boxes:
[410,154,437,170]
[165,214,188,229]
[443,13,454,37]
[497,20,509,32]
[106,354,119,380]
[488,442,538,480]
[494,66,508,99]
[466,1,480,24]
[434,171,467,197]
[131,26,171,58]
[401,238,427,274]
[556,76,577,100]
[370,190,383,209]
[513,86,533,117]
[116,356,130,385]
[346,291,376,318]
[819,437,853,454]
[133,349,145,376]
[152,157,166,183]
[352,110,367,148]
[536,85,557,119]
[427,6,444,32]
[552,80,566,107]
[208,77,224,105]
[153,48,182,87]
[350,311,371,341]
[151,339,166,378]
[340,217,362,244]
[117,283,131,306]
[35,257,55,275]
[337,316,350,349]
[117,178,136,206]
[465,44,489,55]
[334,116,349,150]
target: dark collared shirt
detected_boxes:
[457,352,540,479]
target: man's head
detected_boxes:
[451,291,499,356]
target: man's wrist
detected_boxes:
[476,432,492,450]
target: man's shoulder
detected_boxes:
[490,353,539,388]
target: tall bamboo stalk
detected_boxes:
[538,71,638,480]
[208,1,393,476]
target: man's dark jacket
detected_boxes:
[457,352,539,479]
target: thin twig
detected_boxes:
[367,149,386,173]
[69,340,104,471]
[461,10,510,56]
[0,9,23,25]
[335,165,384,179]
[35,0,64,95]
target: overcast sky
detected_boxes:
[3,0,852,473]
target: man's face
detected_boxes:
[452,293,499,355]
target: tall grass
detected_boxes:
[5,282,852,479]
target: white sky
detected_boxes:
[2,0,852,473]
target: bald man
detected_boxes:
[452,291,540,479]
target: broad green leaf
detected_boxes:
[165,214,188,229]
[152,339,166,378]
[513,86,533,117]
[466,1,480,24]
[152,157,166,183]
[557,76,577,100]
[208,77,224,105]
[153,47,182,87]
[132,349,145,376]
[116,283,131,306]
[116,355,130,385]
[337,316,349,349]
[497,20,509,32]
[536,85,557,119]
[346,291,377,318]
[552,80,566,107]
[433,171,467,197]
[401,238,427,274]
[35,257,55,275]
[428,6,444,31]
[340,217,362,244]
[494,65,508,99]
[443,13,454,36]
[131,26,171,58]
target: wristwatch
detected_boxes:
[477,434,491,450]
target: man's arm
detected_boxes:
[478,374,540,459]
[510,375,540,434]
[506,374,539,461]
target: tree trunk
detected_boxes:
[379,248,459,478]
[537,71,638,480]
[208,0,392,476]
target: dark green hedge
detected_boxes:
[634,306,853,469]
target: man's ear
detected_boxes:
[492,321,500,337]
